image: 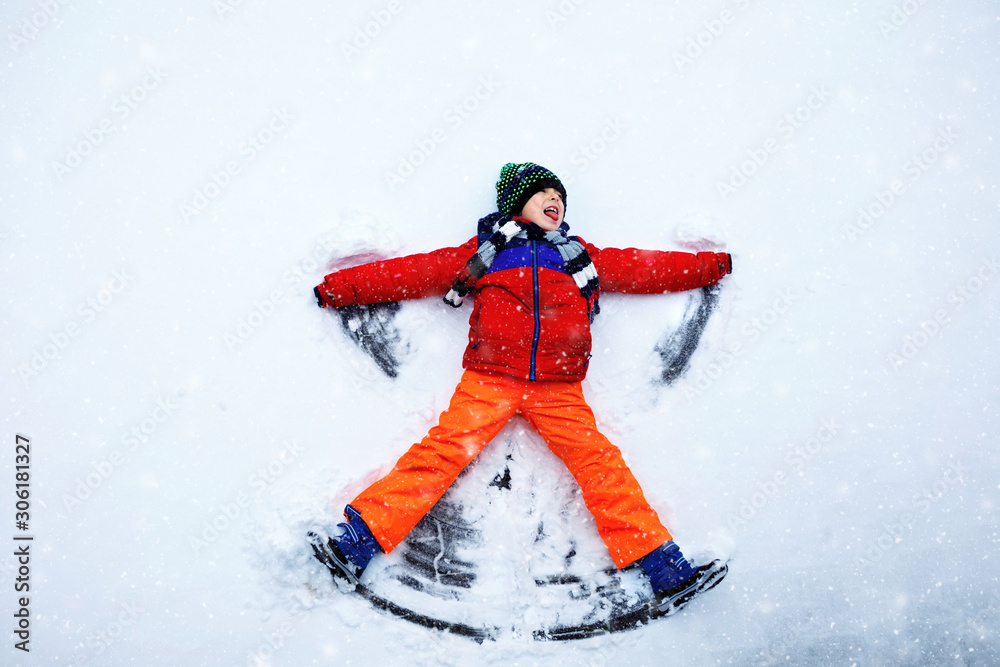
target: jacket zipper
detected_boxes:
[529,240,540,381]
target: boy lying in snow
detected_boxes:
[311,162,731,615]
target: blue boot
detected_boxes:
[308,505,382,586]
[638,541,728,616]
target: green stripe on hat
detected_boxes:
[495,162,567,215]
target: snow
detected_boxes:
[2,0,999,665]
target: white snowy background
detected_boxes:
[2,0,999,665]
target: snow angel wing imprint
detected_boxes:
[654,283,722,385]
[334,302,404,378]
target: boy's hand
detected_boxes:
[314,285,334,308]
[719,253,733,277]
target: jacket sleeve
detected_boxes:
[585,241,731,294]
[317,237,478,308]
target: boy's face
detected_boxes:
[518,187,564,231]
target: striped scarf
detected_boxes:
[444,212,601,322]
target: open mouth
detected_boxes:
[543,206,560,222]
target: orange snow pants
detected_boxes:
[349,369,672,568]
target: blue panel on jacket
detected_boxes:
[487,244,567,275]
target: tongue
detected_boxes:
[545,210,558,221]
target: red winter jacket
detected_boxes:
[318,234,730,382]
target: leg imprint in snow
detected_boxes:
[309,425,726,640]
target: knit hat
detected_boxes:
[495,162,567,216]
